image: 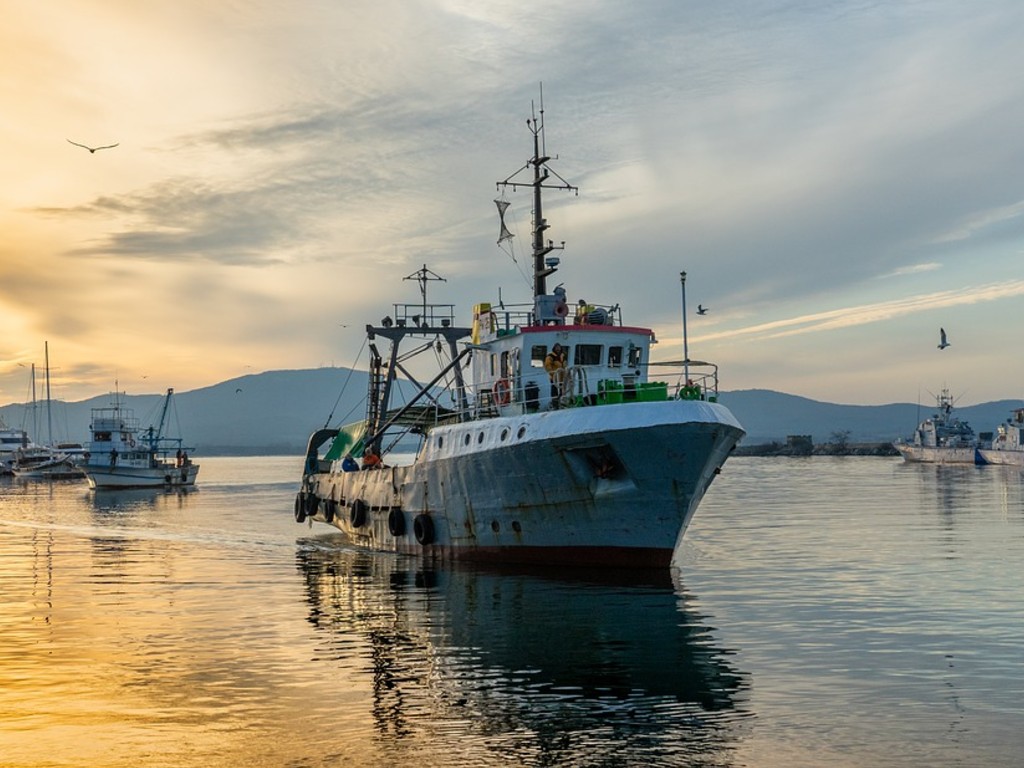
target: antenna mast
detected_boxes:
[496,86,578,300]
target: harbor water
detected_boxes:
[2,456,1022,767]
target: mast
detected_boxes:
[497,88,578,303]
[680,273,690,383]
[155,388,173,440]
[44,341,53,447]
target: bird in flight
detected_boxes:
[938,328,950,350]
[67,139,119,153]
[697,304,708,315]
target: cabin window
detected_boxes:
[530,345,547,368]
[628,345,643,368]
[608,346,623,367]
[500,351,512,378]
[574,344,602,366]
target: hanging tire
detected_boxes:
[324,499,337,523]
[350,498,368,528]
[388,508,406,536]
[305,492,319,516]
[413,514,434,545]
[294,493,307,523]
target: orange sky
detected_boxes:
[4,1,1024,408]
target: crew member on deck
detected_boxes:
[544,343,568,407]
[362,450,382,470]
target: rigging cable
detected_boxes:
[321,334,368,429]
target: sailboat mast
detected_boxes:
[45,341,53,446]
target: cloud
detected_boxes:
[696,280,1024,343]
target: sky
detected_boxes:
[3,0,1024,410]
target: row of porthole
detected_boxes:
[436,424,529,451]
[491,520,522,533]
[292,492,436,545]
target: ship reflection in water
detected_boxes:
[296,539,751,765]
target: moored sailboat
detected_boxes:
[294,97,745,568]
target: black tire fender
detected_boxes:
[388,508,405,536]
[413,514,434,545]
[350,498,368,528]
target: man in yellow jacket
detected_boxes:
[544,343,568,407]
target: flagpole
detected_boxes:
[680,272,690,382]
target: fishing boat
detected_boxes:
[978,407,1024,466]
[293,99,745,568]
[81,388,199,489]
[893,387,985,465]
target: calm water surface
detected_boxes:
[1,456,1022,767]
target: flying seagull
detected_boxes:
[697,304,708,315]
[67,139,119,153]
[938,328,950,350]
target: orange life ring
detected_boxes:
[494,378,512,405]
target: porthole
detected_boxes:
[512,521,521,533]
[491,520,500,532]
[500,428,509,441]
[517,426,527,439]
[464,433,471,446]
[477,432,485,444]
[437,436,444,449]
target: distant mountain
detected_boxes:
[0,368,369,456]
[2,372,1021,455]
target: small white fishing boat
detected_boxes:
[81,388,199,489]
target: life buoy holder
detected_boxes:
[388,508,406,536]
[494,378,512,406]
[350,498,368,528]
[413,514,435,545]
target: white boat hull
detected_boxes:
[299,400,744,568]
[893,444,984,465]
[977,448,1024,466]
[84,463,200,489]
